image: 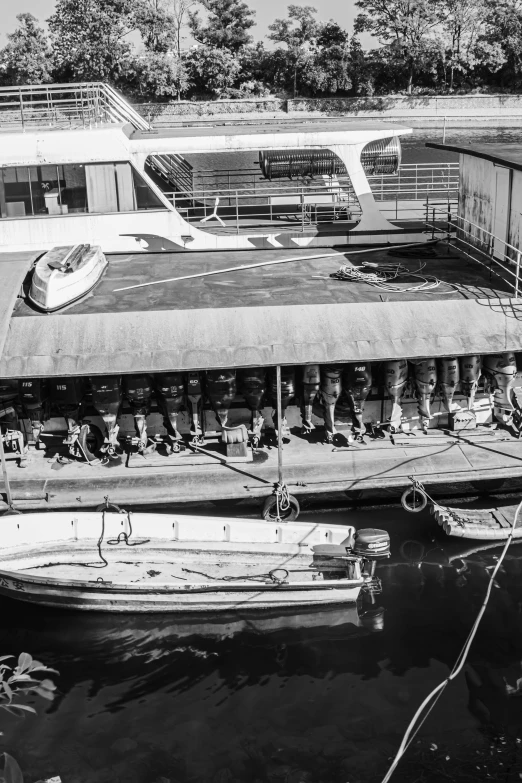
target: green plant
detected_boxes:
[0,653,58,783]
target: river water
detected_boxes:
[3,124,522,783]
[2,502,522,783]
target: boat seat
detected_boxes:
[312,544,348,557]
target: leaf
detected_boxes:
[0,657,13,664]
[16,654,32,674]
[2,682,13,702]
[34,687,55,701]
[37,679,57,691]
[2,753,24,783]
[0,704,36,716]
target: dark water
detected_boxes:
[2,504,522,783]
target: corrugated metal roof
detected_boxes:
[1,298,521,378]
[427,142,522,172]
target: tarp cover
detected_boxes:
[2,298,522,378]
[0,251,41,364]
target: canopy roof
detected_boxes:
[1,246,519,378]
[427,141,522,173]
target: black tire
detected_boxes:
[401,486,428,513]
[344,489,364,502]
[78,422,103,462]
[262,494,300,522]
[470,478,506,494]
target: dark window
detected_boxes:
[0,162,165,217]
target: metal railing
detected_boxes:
[0,83,151,131]
[429,211,522,298]
[158,163,458,234]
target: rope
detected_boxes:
[380,497,522,782]
[330,261,442,293]
[275,482,291,512]
[106,511,150,548]
[182,567,289,585]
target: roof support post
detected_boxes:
[328,142,400,234]
[0,432,15,512]
[276,364,284,486]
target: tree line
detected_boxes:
[1,0,521,101]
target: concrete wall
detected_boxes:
[135,94,522,125]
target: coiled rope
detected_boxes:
[331,261,442,293]
[380,497,522,782]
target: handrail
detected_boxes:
[0,82,151,131]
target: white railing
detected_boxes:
[430,212,522,298]
[0,83,150,131]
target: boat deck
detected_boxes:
[11,241,514,319]
[4,426,522,511]
[1,542,313,585]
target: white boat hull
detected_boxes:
[0,511,362,613]
[28,244,107,311]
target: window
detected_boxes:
[0,162,166,217]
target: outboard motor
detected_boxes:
[0,379,26,465]
[301,364,321,434]
[342,362,372,439]
[383,359,408,432]
[437,357,460,413]
[186,371,204,445]
[459,355,482,411]
[205,369,237,429]
[154,372,185,454]
[238,367,266,447]
[320,365,343,443]
[352,528,391,585]
[482,353,518,428]
[90,375,122,458]
[122,374,153,453]
[412,359,437,432]
[268,366,295,443]
[18,378,49,448]
[49,377,86,454]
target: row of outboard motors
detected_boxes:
[0,353,519,463]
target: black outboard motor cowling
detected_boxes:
[90,375,122,456]
[352,528,391,579]
[342,362,372,438]
[268,366,295,443]
[123,374,153,452]
[154,372,185,452]
[238,368,266,447]
[186,371,204,444]
[205,369,237,428]
[18,378,49,447]
[302,364,321,433]
[49,377,86,450]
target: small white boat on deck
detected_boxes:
[0,511,389,613]
[28,244,107,312]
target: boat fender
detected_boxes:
[401,486,428,513]
[261,493,300,522]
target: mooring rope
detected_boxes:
[380,498,522,782]
[330,261,442,293]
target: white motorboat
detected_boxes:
[28,244,107,311]
[0,511,389,613]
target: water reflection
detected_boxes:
[1,507,522,783]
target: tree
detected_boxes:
[171,0,198,57]
[132,0,177,52]
[0,13,52,85]
[355,0,445,93]
[126,50,191,99]
[48,0,136,83]
[435,0,502,90]
[185,45,242,96]
[267,5,319,97]
[189,0,256,53]
[479,0,522,89]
